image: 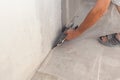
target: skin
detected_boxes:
[65,0,111,40]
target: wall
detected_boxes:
[40,0,62,56]
[0,0,61,80]
[62,0,81,26]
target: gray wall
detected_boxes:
[62,0,81,26]
[40,0,62,58]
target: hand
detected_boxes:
[65,28,80,40]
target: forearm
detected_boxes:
[65,0,111,40]
[77,7,106,34]
[77,0,111,34]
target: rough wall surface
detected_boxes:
[0,0,61,80]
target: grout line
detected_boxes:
[97,55,102,80]
[31,48,56,80]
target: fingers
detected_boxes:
[65,28,80,40]
[65,29,76,40]
[66,28,74,34]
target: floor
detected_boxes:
[32,37,120,80]
[32,1,120,80]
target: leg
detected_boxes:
[98,33,120,46]
[98,5,120,46]
[100,33,120,43]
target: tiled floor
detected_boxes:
[32,1,120,80]
[33,37,120,80]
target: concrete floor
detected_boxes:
[32,1,120,80]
